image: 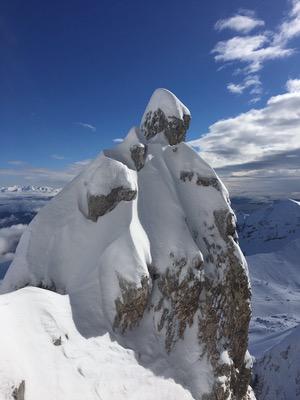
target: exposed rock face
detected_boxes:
[142,108,190,145]
[1,88,254,400]
[130,143,147,171]
[180,170,221,191]
[87,186,137,221]
[12,381,25,400]
[140,88,191,145]
[114,275,150,333]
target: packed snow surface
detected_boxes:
[0,287,193,400]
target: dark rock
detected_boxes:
[87,186,137,222]
[12,380,25,400]
[130,144,147,171]
[114,275,150,333]
[53,336,62,346]
[141,108,190,145]
[180,170,220,191]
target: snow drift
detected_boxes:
[0,89,254,400]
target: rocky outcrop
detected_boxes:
[130,144,147,171]
[87,186,137,221]
[114,275,150,333]
[141,108,190,145]
[12,381,25,400]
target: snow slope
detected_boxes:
[0,89,253,400]
[248,237,300,357]
[253,324,300,399]
[0,287,193,400]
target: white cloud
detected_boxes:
[215,13,265,33]
[189,80,300,197]
[0,224,27,264]
[286,78,300,92]
[213,0,300,101]
[7,160,26,166]
[51,154,65,160]
[75,122,96,132]
[227,75,262,96]
[274,0,300,44]
[113,138,124,143]
[212,34,292,74]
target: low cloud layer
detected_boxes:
[0,159,91,187]
[190,80,300,198]
[0,224,27,265]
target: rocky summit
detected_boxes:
[0,89,254,400]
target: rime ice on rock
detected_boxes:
[1,89,254,400]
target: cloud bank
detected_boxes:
[0,224,27,265]
[189,79,300,198]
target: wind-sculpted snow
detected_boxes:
[0,89,254,400]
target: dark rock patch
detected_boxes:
[12,380,25,400]
[130,144,147,171]
[114,275,150,333]
[87,186,137,222]
[141,108,190,145]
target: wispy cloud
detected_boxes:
[51,154,65,160]
[215,10,265,33]
[213,0,300,102]
[227,74,262,96]
[75,122,96,132]
[7,160,26,166]
[113,138,124,143]
[189,79,300,197]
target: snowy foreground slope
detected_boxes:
[0,89,254,400]
[0,287,192,400]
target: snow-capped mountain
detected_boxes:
[253,323,300,399]
[0,89,254,400]
[234,199,300,399]
[0,185,61,195]
[237,198,300,255]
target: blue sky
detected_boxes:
[1,0,300,196]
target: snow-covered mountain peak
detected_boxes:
[238,198,300,255]
[0,89,254,400]
[140,88,191,145]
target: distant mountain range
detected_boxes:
[0,185,61,195]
